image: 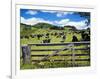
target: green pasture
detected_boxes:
[20,28,90,69]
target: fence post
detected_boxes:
[21,45,31,64]
[71,43,75,67]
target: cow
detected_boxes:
[20,36,24,39]
[42,39,51,43]
[47,39,51,43]
[72,35,78,42]
[46,33,49,36]
[45,33,49,38]
[37,34,42,40]
[30,34,35,38]
[62,35,66,40]
[60,35,66,43]
[81,31,90,41]
[83,33,90,41]
[24,36,29,39]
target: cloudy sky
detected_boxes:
[20,9,90,29]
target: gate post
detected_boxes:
[71,43,75,67]
[21,45,31,64]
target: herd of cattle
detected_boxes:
[20,31,90,43]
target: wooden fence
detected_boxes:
[21,41,90,66]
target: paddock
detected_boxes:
[21,41,90,69]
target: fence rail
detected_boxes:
[31,53,89,57]
[21,41,90,66]
[31,48,90,51]
[31,59,90,62]
[28,41,90,46]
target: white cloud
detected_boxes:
[41,10,74,17]
[21,17,53,25]
[56,13,62,17]
[41,10,56,13]
[26,10,37,15]
[21,17,89,30]
[56,12,74,17]
[54,19,70,26]
[65,20,88,29]
[54,19,89,29]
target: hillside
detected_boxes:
[32,23,54,29]
[20,23,79,31]
[20,23,31,32]
[64,25,77,31]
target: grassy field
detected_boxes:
[20,27,90,69]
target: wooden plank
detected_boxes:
[31,59,90,62]
[31,48,90,51]
[31,54,89,57]
[28,41,90,46]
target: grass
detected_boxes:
[20,29,90,69]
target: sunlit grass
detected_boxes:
[20,29,90,69]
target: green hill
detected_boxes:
[20,23,79,31]
[32,23,54,29]
[64,25,77,31]
[20,23,31,32]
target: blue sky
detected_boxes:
[20,9,90,29]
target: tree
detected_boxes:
[75,12,90,26]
